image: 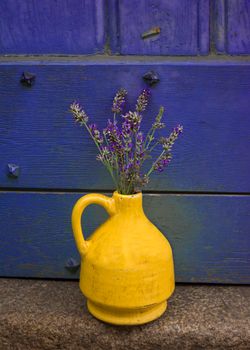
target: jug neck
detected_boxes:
[113,191,144,216]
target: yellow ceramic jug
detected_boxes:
[72,191,175,325]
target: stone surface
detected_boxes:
[0,279,249,350]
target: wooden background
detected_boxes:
[0,0,249,283]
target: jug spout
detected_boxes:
[112,191,144,216]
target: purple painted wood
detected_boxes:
[212,0,226,53]
[227,0,250,54]
[117,0,209,55]
[213,0,250,54]
[107,0,120,54]
[198,0,210,55]
[0,0,105,54]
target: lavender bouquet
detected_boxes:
[70,88,183,195]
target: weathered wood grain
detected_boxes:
[212,0,226,53]
[0,61,249,192]
[0,191,249,283]
[117,0,209,55]
[213,0,250,54]
[198,0,210,55]
[0,0,105,54]
[227,0,250,54]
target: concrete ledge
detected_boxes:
[0,279,249,349]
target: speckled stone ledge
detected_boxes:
[0,279,249,350]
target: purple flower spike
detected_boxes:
[153,153,172,172]
[112,88,127,114]
[104,120,124,170]
[161,125,183,151]
[122,111,142,133]
[70,101,89,125]
[89,123,103,144]
[136,88,151,112]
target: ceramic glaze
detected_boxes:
[72,191,175,325]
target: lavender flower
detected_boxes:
[122,121,133,153]
[132,132,145,173]
[135,132,145,161]
[153,153,172,172]
[112,88,127,114]
[153,106,165,129]
[69,88,183,195]
[122,111,142,132]
[136,88,151,112]
[104,120,122,151]
[97,146,113,164]
[89,123,103,144]
[148,125,183,175]
[160,125,183,151]
[104,120,125,172]
[70,101,89,125]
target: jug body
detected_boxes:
[72,191,175,325]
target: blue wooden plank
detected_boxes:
[212,0,226,53]
[198,0,210,55]
[0,61,249,192]
[117,0,209,55]
[0,0,105,54]
[107,0,120,54]
[227,0,250,54]
[213,0,250,54]
[0,192,249,283]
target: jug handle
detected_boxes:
[71,193,116,257]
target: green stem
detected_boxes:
[145,128,157,150]
[143,126,153,149]
[85,123,118,188]
[149,141,160,153]
[114,155,119,187]
[127,178,134,194]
